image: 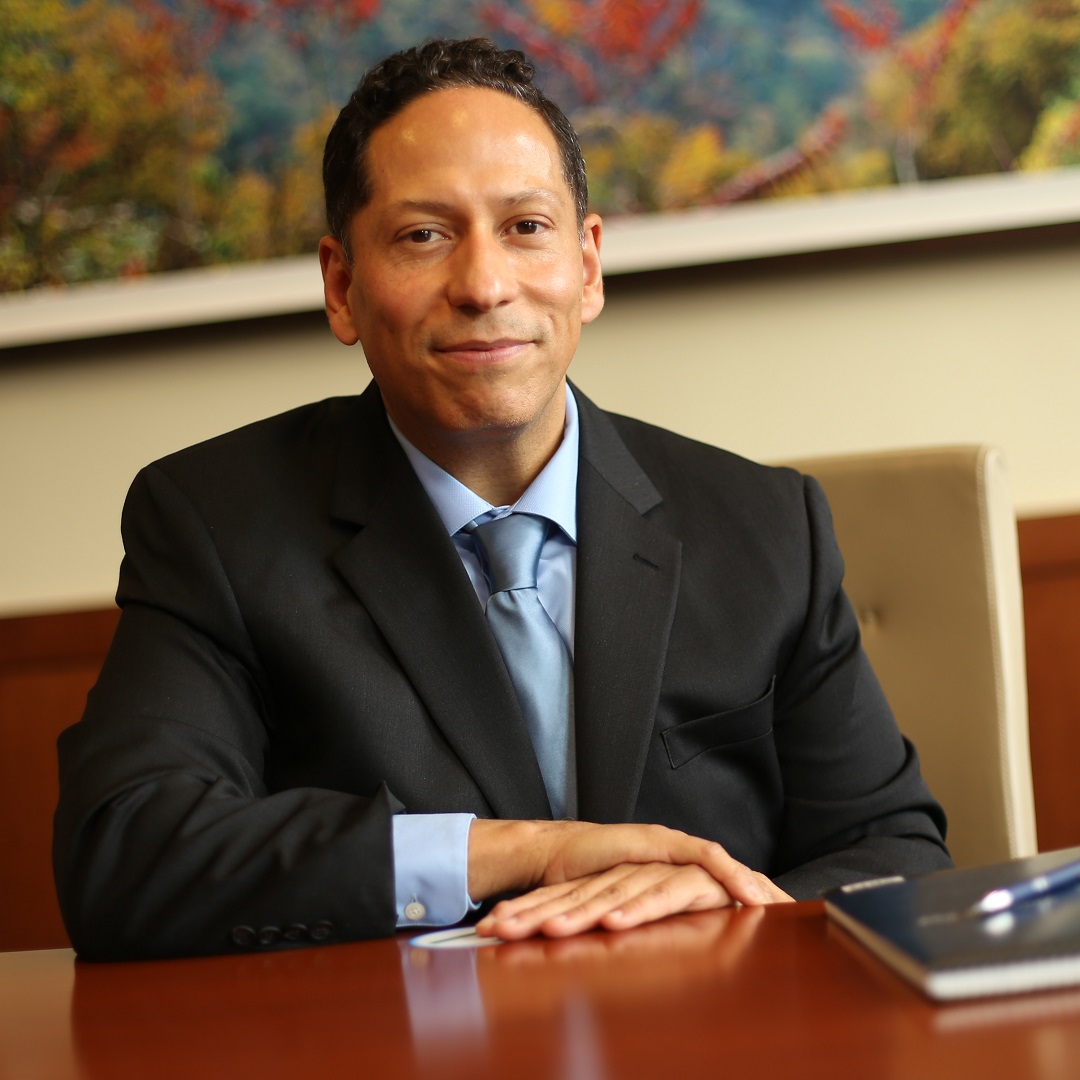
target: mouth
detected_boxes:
[433,339,533,365]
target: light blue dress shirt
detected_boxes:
[385,386,579,927]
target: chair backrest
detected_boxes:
[781,445,1038,868]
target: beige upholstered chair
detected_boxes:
[782,445,1038,869]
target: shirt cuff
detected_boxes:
[392,813,477,928]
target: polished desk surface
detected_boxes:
[3,902,1080,1079]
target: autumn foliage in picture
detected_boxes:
[2,0,1079,292]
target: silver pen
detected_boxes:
[967,856,1080,917]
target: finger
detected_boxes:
[596,864,732,933]
[477,870,611,929]
[680,840,785,906]
[477,867,638,939]
[511,863,731,940]
[748,871,795,904]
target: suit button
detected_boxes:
[230,925,256,947]
[257,926,281,946]
[310,920,335,942]
[404,901,427,922]
[283,923,308,942]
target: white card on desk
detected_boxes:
[410,927,506,949]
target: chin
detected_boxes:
[450,408,536,439]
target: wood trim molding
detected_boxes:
[1,511,1079,951]
[1018,513,1080,577]
[0,607,119,669]
[1016,513,1080,854]
[0,608,122,950]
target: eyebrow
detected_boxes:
[386,188,563,216]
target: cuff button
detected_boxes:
[230,925,256,947]
[404,901,427,922]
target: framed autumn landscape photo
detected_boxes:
[3,0,1080,344]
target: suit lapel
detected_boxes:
[573,391,681,823]
[328,387,551,820]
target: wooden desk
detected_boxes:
[3,903,1080,1079]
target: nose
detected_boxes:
[445,232,519,312]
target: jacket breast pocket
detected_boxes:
[661,678,776,769]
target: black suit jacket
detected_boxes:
[54,383,949,959]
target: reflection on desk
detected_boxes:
[402,906,764,1076]
[2,903,1080,1079]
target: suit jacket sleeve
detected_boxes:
[767,475,951,896]
[54,389,553,963]
[53,460,398,961]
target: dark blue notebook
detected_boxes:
[825,846,1080,1001]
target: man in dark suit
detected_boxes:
[54,39,949,961]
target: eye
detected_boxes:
[512,220,546,236]
[406,228,438,244]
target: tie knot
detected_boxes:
[473,513,548,594]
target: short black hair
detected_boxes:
[322,38,589,254]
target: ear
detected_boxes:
[580,213,604,325]
[319,235,360,346]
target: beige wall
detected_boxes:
[3,233,1078,617]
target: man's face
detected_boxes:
[319,87,603,467]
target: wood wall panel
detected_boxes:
[1018,514,1080,853]
[1,514,1078,952]
[0,608,119,951]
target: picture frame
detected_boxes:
[4,1,1079,348]
[4,166,1078,349]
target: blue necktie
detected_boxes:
[472,513,575,819]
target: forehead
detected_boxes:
[363,86,568,206]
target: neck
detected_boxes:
[388,397,567,506]
[449,452,553,507]
[425,426,562,505]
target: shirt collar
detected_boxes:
[385,384,579,542]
